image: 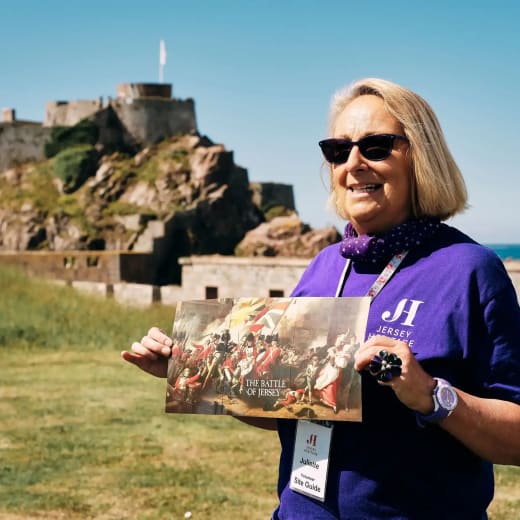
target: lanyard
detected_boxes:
[291,251,410,502]
[335,251,409,300]
[291,250,410,503]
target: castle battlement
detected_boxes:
[44,98,104,127]
[116,83,172,99]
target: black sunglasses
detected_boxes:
[319,133,408,164]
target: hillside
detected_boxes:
[0,120,339,264]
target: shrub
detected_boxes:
[53,145,99,193]
[45,119,99,158]
[263,205,294,221]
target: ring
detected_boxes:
[368,350,402,382]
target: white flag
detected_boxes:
[159,40,167,66]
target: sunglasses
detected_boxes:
[319,133,408,164]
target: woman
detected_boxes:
[122,78,520,519]
[313,334,351,413]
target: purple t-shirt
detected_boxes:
[274,224,520,519]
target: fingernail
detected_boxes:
[165,338,173,346]
[162,346,171,356]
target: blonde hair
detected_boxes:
[327,78,467,220]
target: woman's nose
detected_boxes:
[344,144,366,172]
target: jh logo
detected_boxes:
[307,434,317,447]
[382,299,424,327]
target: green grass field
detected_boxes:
[0,265,518,519]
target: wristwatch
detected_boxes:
[416,378,458,426]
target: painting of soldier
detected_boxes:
[165,297,369,421]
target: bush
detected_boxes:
[45,119,99,158]
[263,205,294,221]
[53,144,99,193]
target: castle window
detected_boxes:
[205,286,218,299]
[64,256,76,269]
[269,289,284,297]
[86,256,99,267]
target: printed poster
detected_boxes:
[165,297,370,421]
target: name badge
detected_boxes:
[290,420,333,502]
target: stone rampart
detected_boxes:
[0,251,155,284]
[0,122,52,171]
[250,182,295,211]
[179,255,310,300]
[44,99,103,127]
[2,253,520,308]
[71,280,110,298]
[110,97,197,145]
[112,282,161,307]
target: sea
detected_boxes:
[485,244,520,261]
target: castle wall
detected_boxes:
[110,97,197,145]
[1,253,519,308]
[0,251,155,284]
[68,258,520,307]
[0,122,52,171]
[44,99,103,127]
[117,83,172,99]
[112,282,160,306]
[251,182,295,211]
[179,255,310,300]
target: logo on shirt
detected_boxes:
[382,298,423,327]
[372,298,424,347]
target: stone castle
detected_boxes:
[0,82,340,301]
[0,83,196,171]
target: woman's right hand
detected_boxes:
[120,326,172,378]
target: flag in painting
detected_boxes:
[248,299,291,333]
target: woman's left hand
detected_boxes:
[354,335,435,414]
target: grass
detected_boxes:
[0,265,279,519]
[0,264,518,519]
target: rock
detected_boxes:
[189,145,233,188]
[95,161,113,182]
[113,214,147,232]
[2,168,22,185]
[120,180,159,209]
[0,124,333,282]
[235,214,340,258]
[133,147,151,167]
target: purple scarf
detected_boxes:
[340,218,441,263]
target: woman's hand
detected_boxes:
[120,326,172,378]
[354,335,436,414]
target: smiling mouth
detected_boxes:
[348,184,382,193]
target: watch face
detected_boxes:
[439,386,457,410]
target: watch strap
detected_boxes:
[416,378,457,427]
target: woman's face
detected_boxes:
[330,95,412,235]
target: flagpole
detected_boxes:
[159,39,167,84]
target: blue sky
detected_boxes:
[1,0,519,243]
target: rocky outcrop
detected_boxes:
[235,213,341,258]
[0,133,262,247]
[0,128,340,284]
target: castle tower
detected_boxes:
[110,83,197,145]
[116,83,172,100]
